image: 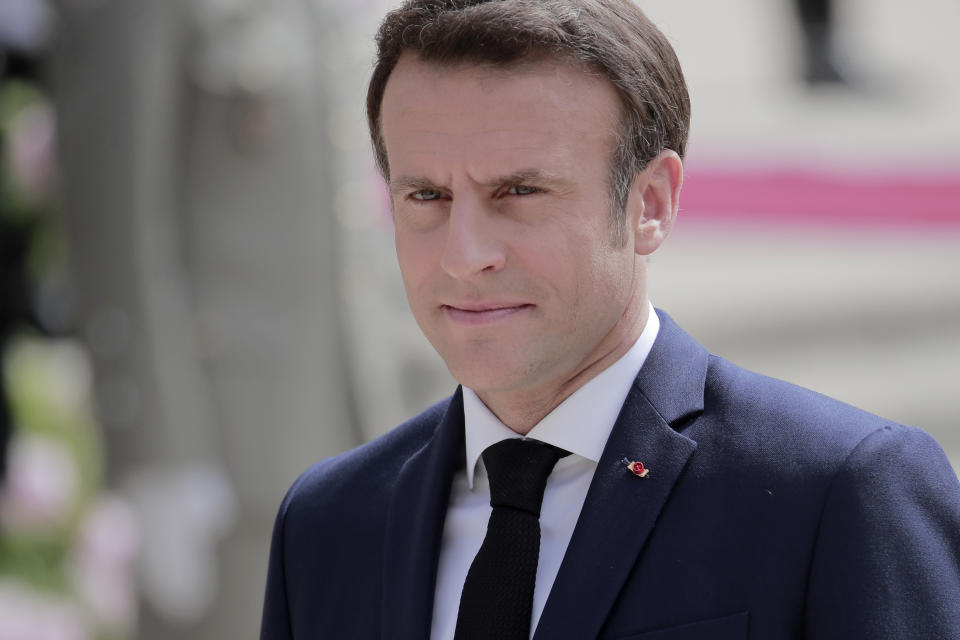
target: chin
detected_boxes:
[445,364,502,393]
[444,356,508,391]
[443,353,541,396]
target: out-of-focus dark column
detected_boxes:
[793,0,843,84]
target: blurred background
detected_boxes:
[0,0,957,637]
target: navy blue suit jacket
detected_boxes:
[261,311,960,639]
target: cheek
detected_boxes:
[396,231,440,297]
[542,220,619,289]
[576,242,634,307]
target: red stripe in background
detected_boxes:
[679,167,960,228]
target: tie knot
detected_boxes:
[482,439,567,517]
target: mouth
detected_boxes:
[440,302,534,325]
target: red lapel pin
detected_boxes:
[626,460,650,478]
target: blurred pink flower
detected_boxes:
[0,434,79,532]
[68,496,139,634]
[7,100,58,200]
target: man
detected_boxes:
[261,1,960,638]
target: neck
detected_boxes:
[476,292,650,435]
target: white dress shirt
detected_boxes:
[429,303,661,640]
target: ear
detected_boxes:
[628,149,683,255]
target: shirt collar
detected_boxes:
[462,302,661,488]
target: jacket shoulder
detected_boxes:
[278,395,452,527]
[701,354,916,456]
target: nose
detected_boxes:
[439,197,507,280]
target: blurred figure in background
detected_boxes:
[794,0,845,85]
[52,0,361,637]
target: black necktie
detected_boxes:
[454,438,568,640]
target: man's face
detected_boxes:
[380,54,643,401]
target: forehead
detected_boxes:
[380,54,622,179]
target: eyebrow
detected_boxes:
[388,168,571,196]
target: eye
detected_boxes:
[506,185,538,196]
[411,189,445,201]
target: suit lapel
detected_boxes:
[534,311,708,640]
[381,389,465,640]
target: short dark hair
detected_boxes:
[367,0,690,238]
